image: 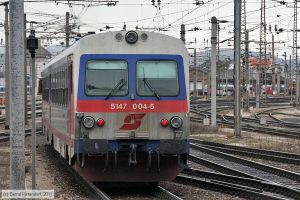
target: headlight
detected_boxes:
[170,116,183,129]
[125,31,138,44]
[82,116,95,129]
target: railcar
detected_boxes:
[41,30,189,182]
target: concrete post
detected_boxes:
[234,0,242,137]
[211,17,217,127]
[9,0,25,190]
[290,55,292,98]
[256,68,260,108]
[272,69,276,94]
[225,67,228,95]
[245,30,250,110]
[217,24,220,92]
[24,14,27,124]
[193,48,197,97]
[297,67,300,105]
[277,69,280,95]
[284,52,287,95]
[272,34,276,93]
[202,67,205,96]
[290,55,292,84]
[4,2,9,129]
[207,70,211,98]
[66,12,70,47]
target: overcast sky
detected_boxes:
[0,0,298,59]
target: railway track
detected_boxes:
[2,128,183,200]
[98,182,184,200]
[180,168,300,200]
[190,139,300,164]
[153,186,184,200]
[190,115,300,139]
[0,127,43,142]
[52,145,112,200]
[188,154,263,179]
[190,105,300,139]
[222,111,300,130]
[190,96,292,105]
[268,113,300,128]
[58,149,183,200]
[0,110,42,125]
[175,175,286,200]
[254,107,300,128]
[189,143,300,190]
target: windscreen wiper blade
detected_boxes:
[143,77,160,100]
[105,79,126,100]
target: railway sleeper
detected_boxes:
[190,144,300,182]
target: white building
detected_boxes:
[0,42,52,94]
[0,45,5,89]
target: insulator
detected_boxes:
[279,1,286,5]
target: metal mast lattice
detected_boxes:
[259,0,267,106]
[293,0,299,105]
[241,0,249,110]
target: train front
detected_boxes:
[73,31,189,182]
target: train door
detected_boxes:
[67,55,74,134]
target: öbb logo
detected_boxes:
[119,113,146,130]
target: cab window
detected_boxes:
[85,60,128,96]
[136,60,179,97]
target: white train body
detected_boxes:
[41,31,190,182]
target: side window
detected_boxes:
[53,72,56,104]
[46,59,69,106]
[55,72,57,105]
[61,70,63,106]
[64,67,67,106]
[51,74,53,103]
[59,71,62,106]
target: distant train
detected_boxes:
[40,31,190,182]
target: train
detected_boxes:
[40,30,190,182]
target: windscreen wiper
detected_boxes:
[105,79,127,100]
[143,77,160,100]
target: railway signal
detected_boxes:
[180,24,185,44]
[27,29,38,189]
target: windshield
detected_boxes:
[85,60,128,96]
[137,60,179,96]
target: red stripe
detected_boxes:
[77,100,188,112]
